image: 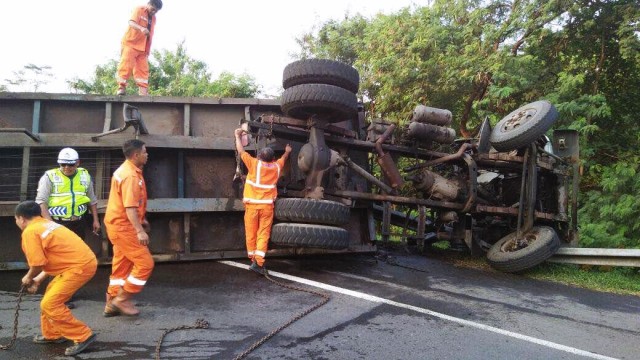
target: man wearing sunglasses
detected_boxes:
[36,147,101,240]
[35,148,100,309]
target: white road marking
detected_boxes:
[221,260,618,360]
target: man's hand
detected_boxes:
[21,274,32,287]
[234,128,244,138]
[92,219,101,235]
[27,279,42,294]
[137,230,150,246]
[285,144,292,154]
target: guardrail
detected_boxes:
[549,248,640,267]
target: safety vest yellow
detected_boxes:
[45,168,92,218]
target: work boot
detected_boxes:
[103,293,120,317]
[138,86,149,96]
[250,261,267,276]
[64,333,97,356]
[33,335,67,344]
[116,85,126,95]
[108,289,139,316]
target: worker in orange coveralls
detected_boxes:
[15,200,97,356]
[234,128,291,275]
[116,0,162,96]
[103,139,153,317]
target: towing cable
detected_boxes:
[155,268,330,360]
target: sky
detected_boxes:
[1,0,426,97]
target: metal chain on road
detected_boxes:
[153,271,330,360]
[154,318,210,360]
[0,286,26,351]
[232,271,331,360]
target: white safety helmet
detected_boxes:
[57,148,79,164]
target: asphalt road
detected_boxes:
[0,251,638,360]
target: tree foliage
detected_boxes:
[4,64,53,92]
[69,42,260,98]
[297,0,640,248]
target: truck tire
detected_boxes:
[275,198,350,226]
[489,100,558,152]
[486,226,560,273]
[283,59,360,93]
[270,223,350,250]
[281,84,358,121]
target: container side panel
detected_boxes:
[190,212,245,252]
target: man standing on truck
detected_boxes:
[36,147,101,240]
[103,139,154,317]
[116,0,162,96]
[15,200,98,356]
[234,128,292,275]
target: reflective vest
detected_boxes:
[45,168,92,218]
[243,160,281,205]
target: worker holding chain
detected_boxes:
[15,200,98,356]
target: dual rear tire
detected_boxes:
[280,59,360,123]
[270,198,350,250]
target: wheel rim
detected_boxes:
[499,107,538,133]
[500,233,537,252]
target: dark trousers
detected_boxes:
[53,218,87,240]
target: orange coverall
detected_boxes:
[241,152,286,266]
[21,217,97,343]
[104,160,154,297]
[116,6,157,90]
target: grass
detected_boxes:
[524,263,640,296]
[439,251,640,296]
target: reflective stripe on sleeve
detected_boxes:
[254,251,266,257]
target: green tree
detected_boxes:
[4,64,54,92]
[297,0,640,248]
[69,42,261,98]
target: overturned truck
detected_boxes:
[0,59,579,272]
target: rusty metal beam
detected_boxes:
[475,204,559,220]
[19,147,31,201]
[0,92,281,107]
[249,121,448,159]
[260,114,358,138]
[476,153,556,171]
[0,128,40,142]
[0,198,246,216]
[103,102,113,132]
[0,133,238,150]
[328,190,465,210]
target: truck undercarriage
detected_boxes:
[0,59,579,273]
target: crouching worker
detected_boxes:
[15,200,97,356]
